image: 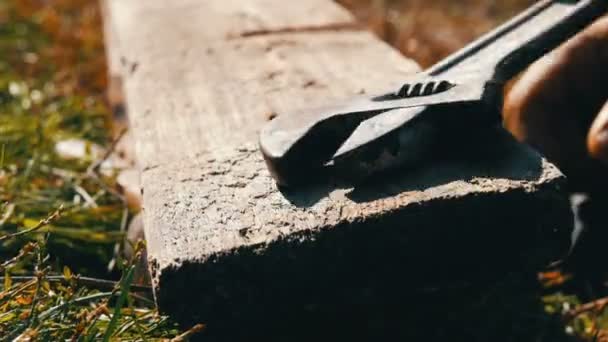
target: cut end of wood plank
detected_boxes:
[143,128,572,338]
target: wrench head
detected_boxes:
[259,74,494,187]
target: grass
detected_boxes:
[0,0,606,340]
[0,0,199,339]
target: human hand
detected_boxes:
[504,16,608,192]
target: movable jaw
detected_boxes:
[259,97,394,186]
[329,94,502,183]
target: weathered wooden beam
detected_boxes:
[103,0,573,339]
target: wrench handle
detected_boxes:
[429,0,608,82]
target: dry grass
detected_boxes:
[0,0,195,339]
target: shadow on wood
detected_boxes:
[279,127,544,207]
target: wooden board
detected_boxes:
[103,0,573,339]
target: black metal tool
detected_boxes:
[259,0,608,187]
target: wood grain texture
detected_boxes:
[112,35,418,167]
[104,0,573,339]
[141,137,565,271]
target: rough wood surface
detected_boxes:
[104,0,573,340]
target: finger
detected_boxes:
[503,16,608,180]
[588,101,608,165]
[503,46,589,174]
[505,15,608,138]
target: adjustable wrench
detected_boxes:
[259,0,608,187]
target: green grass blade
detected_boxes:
[102,265,135,341]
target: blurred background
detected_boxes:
[338,0,535,67]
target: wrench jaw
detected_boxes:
[259,111,374,187]
[258,87,431,187]
[329,106,436,183]
[329,99,500,184]
[259,95,404,187]
[259,76,493,187]
[330,76,494,161]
